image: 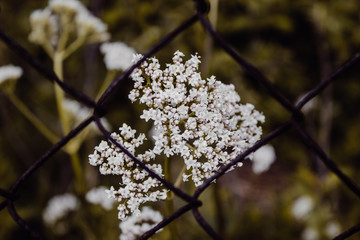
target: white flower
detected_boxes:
[252,144,276,174]
[0,65,23,85]
[89,124,168,220]
[302,227,319,240]
[0,65,22,94]
[49,0,86,14]
[86,186,116,210]
[62,98,110,131]
[42,193,80,225]
[296,93,318,114]
[130,51,265,186]
[29,0,109,51]
[75,11,110,43]
[29,8,59,46]
[291,195,314,220]
[325,221,341,238]
[63,98,92,125]
[0,65,23,93]
[100,42,136,71]
[119,206,163,240]
[89,51,265,219]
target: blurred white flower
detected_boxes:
[49,0,86,14]
[62,98,111,131]
[252,144,276,174]
[119,206,163,240]
[0,65,23,85]
[296,93,318,114]
[29,0,109,52]
[63,98,92,125]
[85,186,116,210]
[43,193,80,225]
[325,221,341,238]
[302,227,319,240]
[100,42,136,71]
[29,8,59,46]
[291,195,314,220]
[76,11,110,43]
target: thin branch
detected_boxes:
[6,92,59,144]
[9,116,94,194]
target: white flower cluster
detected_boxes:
[302,227,318,240]
[29,0,109,49]
[252,144,276,174]
[29,8,59,47]
[85,186,116,210]
[119,206,163,240]
[75,11,109,43]
[291,195,314,220]
[49,0,86,13]
[129,51,265,186]
[325,221,341,238]
[0,65,23,85]
[302,224,342,240]
[100,42,136,71]
[42,193,80,225]
[89,123,168,220]
[89,51,264,221]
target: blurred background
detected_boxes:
[1,0,360,239]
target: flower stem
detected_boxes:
[41,42,54,59]
[70,152,85,194]
[164,156,170,182]
[174,164,186,188]
[63,35,86,60]
[201,0,218,74]
[53,51,70,135]
[6,92,59,144]
[53,50,84,194]
[96,70,117,100]
[164,156,179,240]
[57,14,71,52]
[65,127,90,154]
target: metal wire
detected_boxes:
[0,0,359,239]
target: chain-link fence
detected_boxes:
[1,0,360,239]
